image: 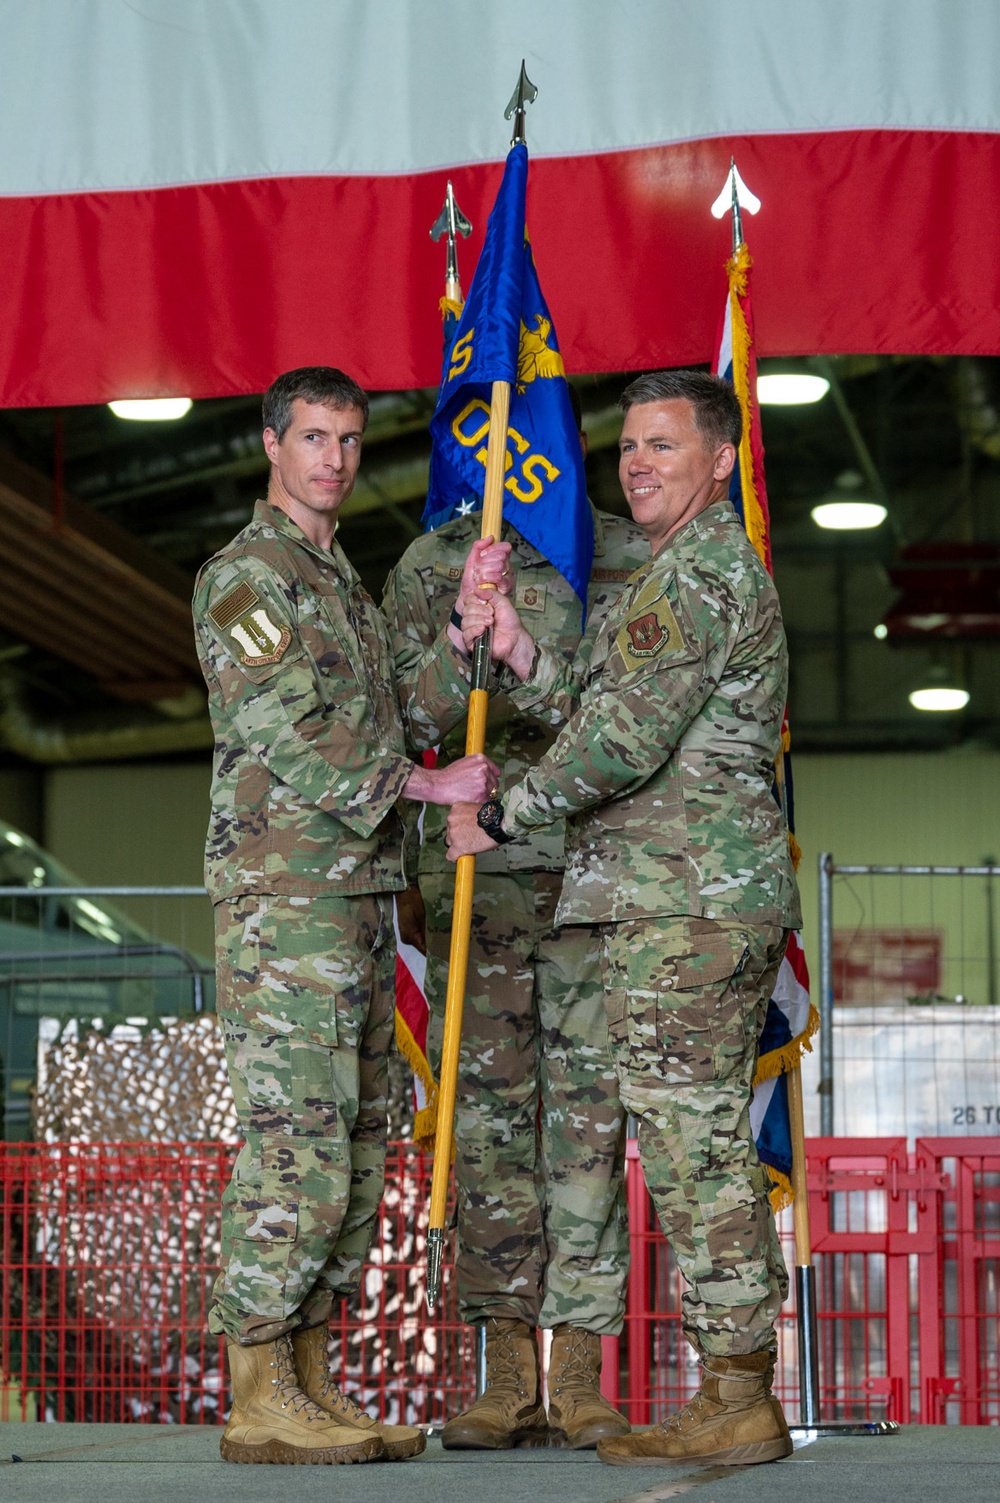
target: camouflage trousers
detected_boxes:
[599,916,790,1357]
[208,892,395,1344]
[423,870,629,1334]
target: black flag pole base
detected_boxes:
[790,1420,900,1439]
[794,1265,901,1437]
[425,1227,445,1315]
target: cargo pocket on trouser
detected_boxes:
[215,1177,300,1333]
[608,918,776,1302]
[601,917,751,1095]
[598,926,632,1095]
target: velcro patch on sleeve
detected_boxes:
[209,580,259,630]
[615,577,686,664]
[209,580,291,667]
[229,608,292,666]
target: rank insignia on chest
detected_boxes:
[516,583,546,612]
[209,580,292,666]
[615,580,685,664]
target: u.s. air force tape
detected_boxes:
[209,580,292,667]
[615,576,686,664]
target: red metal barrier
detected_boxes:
[916,1138,1000,1425]
[0,1141,475,1427]
[1,1138,998,1426]
[620,1138,802,1425]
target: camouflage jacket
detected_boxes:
[193,498,413,902]
[382,507,648,875]
[504,500,802,927]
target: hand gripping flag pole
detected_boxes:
[425,64,538,1314]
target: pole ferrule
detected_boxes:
[426,1227,445,1314]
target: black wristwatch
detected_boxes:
[476,797,512,845]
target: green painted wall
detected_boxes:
[27,745,1000,990]
[43,759,214,958]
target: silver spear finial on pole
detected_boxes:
[504,59,537,147]
[710,158,762,250]
[430,181,472,304]
[730,159,744,255]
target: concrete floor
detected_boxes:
[0,1424,997,1503]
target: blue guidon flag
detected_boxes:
[422,293,475,534]
[427,142,593,606]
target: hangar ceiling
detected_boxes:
[1,353,999,764]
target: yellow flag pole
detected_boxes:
[423,59,536,1316]
[424,380,510,1312]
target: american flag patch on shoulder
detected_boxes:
[209,580,259,630]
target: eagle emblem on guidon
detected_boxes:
[625,611,665,657]
[516,314,566,395]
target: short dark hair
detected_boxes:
[262,366,370,440]
[619,369,742,450]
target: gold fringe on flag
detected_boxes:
[726,243,768,568]
[753,1004,820,1086]
[394,1010,439,1147]
[439,296,464,319]
[767,1168,794,1213]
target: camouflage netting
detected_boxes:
[19,1015,432,1423]
[34,1014,240,1142]
[34,1013,415,1142]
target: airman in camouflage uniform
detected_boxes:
[448,370,802,1468]
[384,471,648,1448]
[193,367,496,1466]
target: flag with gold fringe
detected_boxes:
[715,235,818,1209]
[393,278,478,1143]
[393,828,438,1145]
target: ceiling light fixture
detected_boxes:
[108,397,193,421]
[756,374,830,405]
[811,500,888,530]
[909,685,970,712]
[908,664,969,713]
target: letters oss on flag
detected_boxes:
[715,237,818,1207]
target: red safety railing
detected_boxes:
[1,1138,997,1426]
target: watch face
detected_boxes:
[477,797,504,837]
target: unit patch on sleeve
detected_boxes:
[209,579,292,666]
[614,576,686,665]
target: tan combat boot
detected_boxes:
[441,1318,548,1449]
[546,1325,631,1448]
[291,1323,426,1461]
[597,1349,792,1467]
[220,1334,383,1464]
